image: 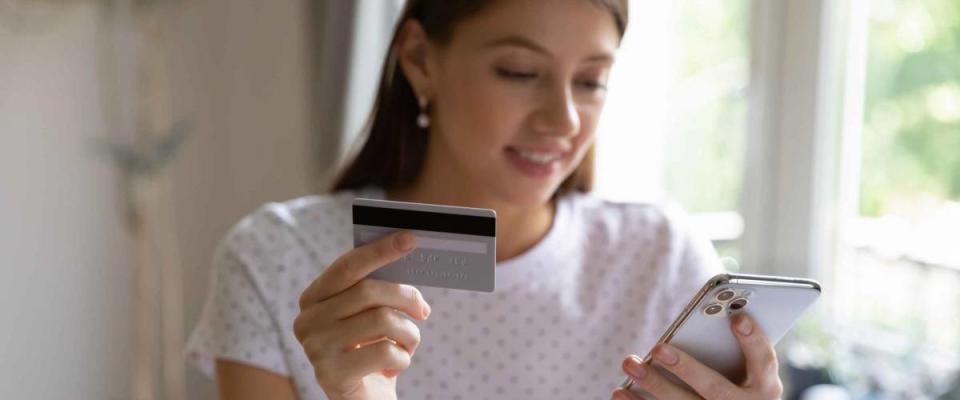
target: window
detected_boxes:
[826,0,960,396]
[594,0,749,262]
[596,0,960,397]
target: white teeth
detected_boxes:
[514,149,559,164]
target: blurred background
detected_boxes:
[1,0,958,399]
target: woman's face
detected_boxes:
[417,0,620,207]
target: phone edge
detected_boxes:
[619,273,821,390]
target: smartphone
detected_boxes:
[621,273,821,393]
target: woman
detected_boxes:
[187,0,784,399]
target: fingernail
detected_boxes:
[394,232,415,251]
[623,356,647,379]
[422,302,432,319]
[736,315,754,336]
[655,345,679,366]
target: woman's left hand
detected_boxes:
[611,313,783,400]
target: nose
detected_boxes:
[531,81,581,138]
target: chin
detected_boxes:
[493,176,566,207]
[479,152,582,207]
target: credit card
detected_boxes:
[352,198,496,292]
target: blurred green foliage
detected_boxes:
[860,0,960,216]
[664,0,749,213]
[663,0,960,218]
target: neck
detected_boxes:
[385,164,555,262]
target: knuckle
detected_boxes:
[297,292,310,311]
[765,351,780,369]
[767,379,785,399]
[387,343,412,368]
[407,319,422,342]
[401,317,422,346]
[372,341,396,360]
[336,258,359,283]
[292,315,307,342]
[763,360,779,378]
[357,279,378,299]
[300,336,323,360]
[374,306,398,325]
[754,377,784,399]
[373,240,392,260]
[397,353,412,370]
[294,306,331,343]
[774,381,785,398]
[757,351,779,377]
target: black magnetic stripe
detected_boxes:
[353,205,495,237]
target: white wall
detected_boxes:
[0,1,315,399]
[159,0,314,398]
[0,5,135,399]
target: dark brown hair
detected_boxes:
[331,0,628,196]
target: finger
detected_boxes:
[293,281,429,344]
[622,355,700,400]
[295,279,429,341]
[731,313,780,390]
[326,279,430,321]
[300,231,416,308]
[649,344,740,399]
[332,307,422,355]
[334,340,412,383]
[611,387,644,400]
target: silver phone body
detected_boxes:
[621,273,821,393]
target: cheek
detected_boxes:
[570,105,601,157]
[436,67,524,155]
[576,105,601,142]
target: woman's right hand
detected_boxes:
[293,231,431,400]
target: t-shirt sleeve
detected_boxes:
[185,242,290,378]
[674,221,726,300]
[657,205,728,319]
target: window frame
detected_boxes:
[739,0,850,284]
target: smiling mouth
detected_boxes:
[505,146,567,165]
[503,146,570,179]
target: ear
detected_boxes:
[395,19,437,100]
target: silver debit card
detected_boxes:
[352,198,496,292]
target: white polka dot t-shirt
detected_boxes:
[186,187,724,399]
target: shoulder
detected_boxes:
[221,190,360,254]
[188,191,370,385]
[564,191,692,246]
[216,189,374,287]
[564,193,724,320]
[563,191,723,279]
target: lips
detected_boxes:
[504,145,570,179]
[511,148,563,164]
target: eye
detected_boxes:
[496,67,538,81]
[576,79,608,91]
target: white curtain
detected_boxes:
[313,0,405,187]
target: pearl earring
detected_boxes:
[417,95,430,129]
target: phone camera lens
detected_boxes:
[729,298,748,311]
[716,289,736,301]
[704,303,724,315]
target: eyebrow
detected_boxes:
[482,35,615,63]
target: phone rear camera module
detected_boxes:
[729,298,748,311]
[704,303,724,315]
[716,289,736,301]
